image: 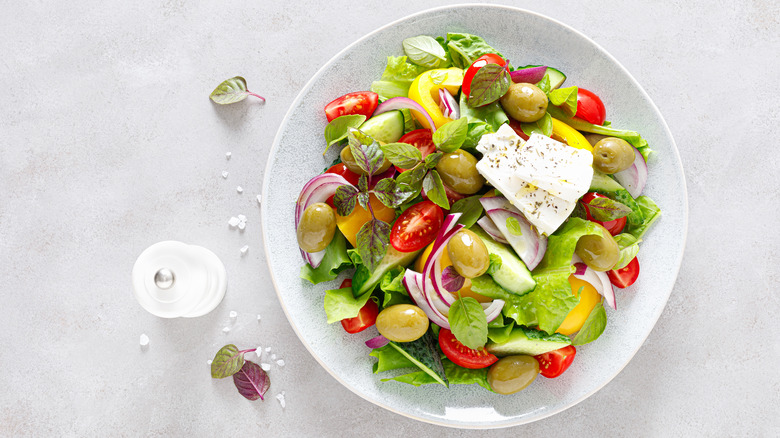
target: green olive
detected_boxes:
[499,82,548,123]
[592,137,635,174]
[296,202,336,253]
[487,355,539,395]
[447,229,490,278]
[375,304,429,342]
[435,149,485,195]
[575,224,620,271]
[340,145,392,175]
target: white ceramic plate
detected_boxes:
[262,4,687,428]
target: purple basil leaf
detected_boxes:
[373,179,418,208]
[210,344,246,379]
[442,266,465,292]
[358,174,368,192]
[396,163,426,189]
[357,191,369,209]
[334,184,359,216]
[232,360,270,401]
[467,63,512,107]
[348,129,385,176]
[357,219,391,272]
[587,197,632,222]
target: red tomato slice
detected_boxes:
[462,54,506,98]
[438,328,498,369]
[396,129,436,172]
[338,279,379,333]
[575,88,606,125]
[325,163,361,207]
[580,192,627,236]
[607,257,640,289]
[390,200,443,252]
[442,183,466,208]
[535,345,576,378]
[324,91,379,122]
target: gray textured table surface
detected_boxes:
[1,0,778,436]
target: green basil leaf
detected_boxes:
[449,195,483,228]
[379,142,422,169]
[535,74,551,93]
[333,184,359,216]
[432,118,469,152]
[424,152,443,169]
[613,233,641,269]
[547,86,578,117]
[210,344,245,378]
[449,296,488,349]
[486,254,502,276]
[506,216,523,236]
[357,192,369,209]
[467,64,511,107]
[521,112,553,137]
[357,219,391,272]
[324,115,367,154]
[572,303,607,346]
[446,33,506,69]
[209,76,261,105]
[422,170,450,209]
[348,129,385,176]
[587,197,632,222]
[396,163,426,188]
[402,35,448,68]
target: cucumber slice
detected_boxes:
[359,110,405,143]
[486,327,571,357]
[351,246,420,296]
[545,67,567,89]
[471,227,535,295]
[388,331,448,387]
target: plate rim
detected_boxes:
[261,3,689,429]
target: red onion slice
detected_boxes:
[422,214,463,306]
[613,145,648,198]
[374,97,437,133]
[510,66,547,84]
[572,256,617,310]
[295,173,353,268]
[480,196,547,270]
[365,335,389,349]
[476,216,509,244]
[403,270,450,329]
[438,88,460,120]
[482,299,505,323]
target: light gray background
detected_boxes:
[1,0,777,436]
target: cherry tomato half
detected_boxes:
[575,88,606,125]
[324,91,379,122]
[607,256,640,289]
[390,200,444,252]
[438,328,498,369]
[535,345,576,378]
[396,129,436,172]
[462,54,506,98]
[338,279,380,334]
[580,192,627,236]
[442,183,466,208]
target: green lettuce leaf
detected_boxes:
[459,91,509,131]
[379,266,412,307]
[370,56,429,100]
[445,33,505,69]
[323,285,373,323]
[299,232,352,284]
[381,358,492,391]
[369,344,415,373]
[625,196,661,238]
[572,303,607,346]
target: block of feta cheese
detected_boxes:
[476,125,593,236]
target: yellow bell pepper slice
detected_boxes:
[335,194,395,247]
[551,118,593,152]
[408,68,464,130]
[556,275,602,335]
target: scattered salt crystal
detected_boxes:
[226,152,232,159]
[207,360,212,365]
[237,214,247,222]
[238,222,246,231]
[257,314,262,321]
[228,217,240,227]
[240,245,249,256]
[222,326,231,334]
[139,333,150,347]
[256,194,262,204]
[265,347,271,352]
[276,359,285,367]
[236,186,243,194]
[276,392,286,408]
[271,354,277,360]
[229,310,238,320]
[255,346,262,355]
[221,171,229,179]
[261,363,271,371]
